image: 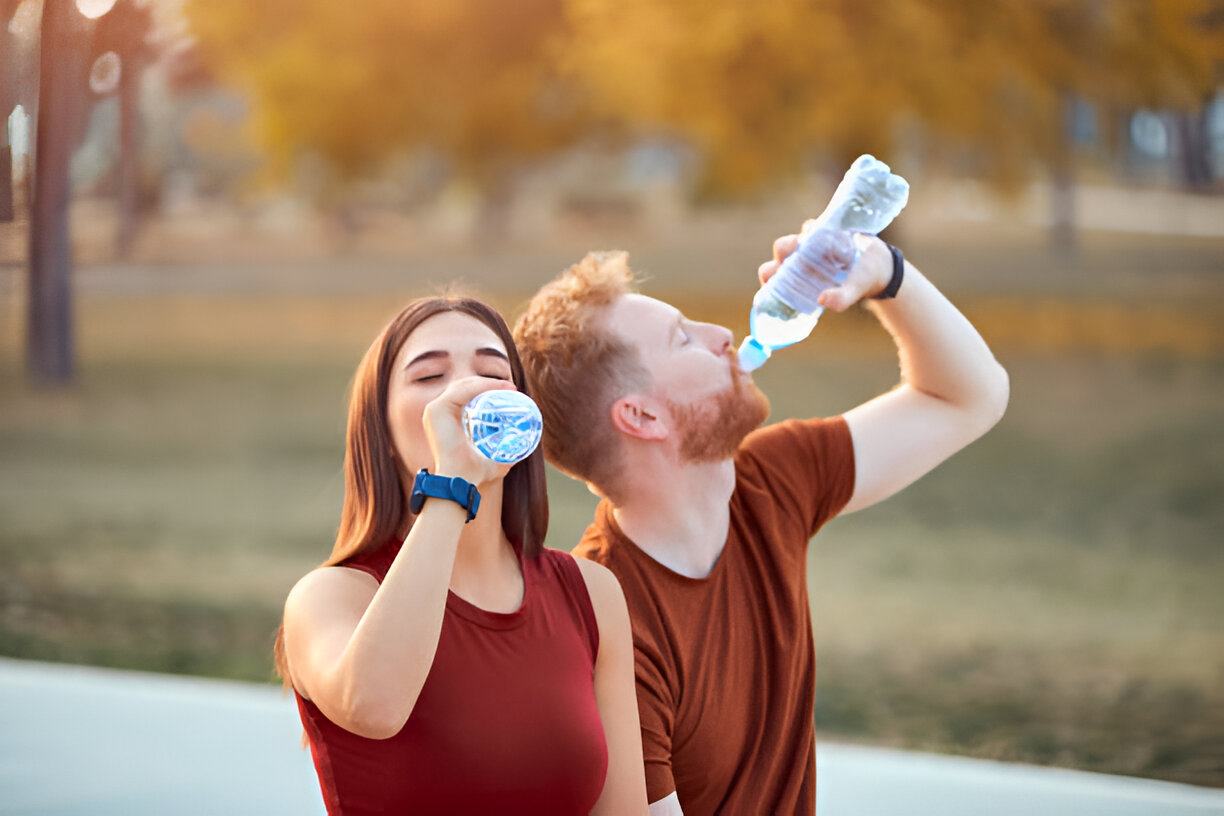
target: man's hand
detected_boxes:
[758,231,893,311]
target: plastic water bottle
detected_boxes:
[462,390,543,464]
[737,155,910,372]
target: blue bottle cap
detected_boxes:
[736,337,770,372]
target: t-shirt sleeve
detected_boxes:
[635,643,677,802]
[736,415,856,538]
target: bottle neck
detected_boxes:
[736,336,770,372]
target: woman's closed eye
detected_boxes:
[413,370,509,384]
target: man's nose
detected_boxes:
[701,322,734,354]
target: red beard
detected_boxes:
[665,367,770,464]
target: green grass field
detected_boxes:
[0,224,1221,786]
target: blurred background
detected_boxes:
[1,0,1221,791]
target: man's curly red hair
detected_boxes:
[513,251,650,501]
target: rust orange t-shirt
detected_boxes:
[573,417,855,815]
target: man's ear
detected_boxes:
[610,395,669,442]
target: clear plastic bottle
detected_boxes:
[462,390,543,464]
[737,155,911,372]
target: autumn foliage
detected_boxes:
[186,0,1222,197]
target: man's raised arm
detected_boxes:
[758,234,1009,516]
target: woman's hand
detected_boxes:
[422,376,518,486]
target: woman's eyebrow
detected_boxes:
[476,347,510,362]
[405,347,508,369]
[404,349,449,369]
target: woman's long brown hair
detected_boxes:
[274,296,549,684]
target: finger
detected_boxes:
[423,377,519,478]
[772,233,800,264]
[817,284,863,313]
[758,259,779,285]
[817,288,846,312]
[435,376,517,415]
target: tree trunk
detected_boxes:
[1049,92,1077,255]
[1049,159,1076,253]
[0,145,12,222]
[115,53,140,257]
[28,0,91,385]
[473,166,517,248]
[1174,108,1213,190]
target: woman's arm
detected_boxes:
[577,558,650,815]
[283,376,512,739]
[283,497,469,739]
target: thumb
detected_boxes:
[817,284,864,313]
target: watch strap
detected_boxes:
[872,242,905,299]
[409,468,480,523]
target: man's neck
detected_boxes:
[611,458,736,579]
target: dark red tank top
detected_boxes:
[295,540,608,815]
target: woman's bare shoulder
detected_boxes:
[285,564,380,617]
[572,557,629,624]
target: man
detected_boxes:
[513,233,1008,815]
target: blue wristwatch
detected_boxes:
[409,469,480,523]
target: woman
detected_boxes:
[277,295,647,815]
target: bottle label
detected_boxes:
[766,229,857,314]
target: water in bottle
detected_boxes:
[462,390,543,464]
[737,155,910,372]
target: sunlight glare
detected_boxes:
[8,0,42,39]
[89,51,122,95]
[76,0,117,19]
[8,106,31,159]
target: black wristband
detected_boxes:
[873,243,905,300]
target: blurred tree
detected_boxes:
[1,0,38,222]
[186,0,590,238]
[27,0,154,384]
[0,144,7,222]
[185,0,1219,246]
[564,0,1222,245]
[961,0,1224,246]
[562,0,899,197]
[28,0,91,384]
[1,1,15,222]
[92,0,154,256]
